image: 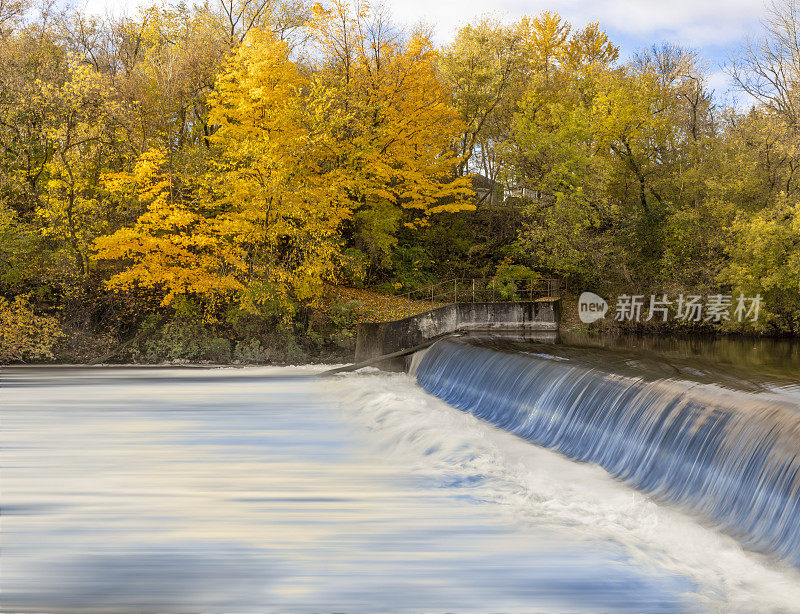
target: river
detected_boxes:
[3,337,800,612]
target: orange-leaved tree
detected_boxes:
[93,148,242,311]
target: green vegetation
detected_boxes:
[2,0,800,363]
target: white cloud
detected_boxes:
[386,0,765,48]
[576,0,762,44]
[707,68,732,92]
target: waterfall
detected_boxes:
[414,339,800,566]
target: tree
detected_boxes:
[208,29,347,317]
[214,0,309,47]
[721,192,800,332]
[35,61,119,281]
[305,1,473,275]
[439,17,524,182]
[510,30,731,292]
[505,17,622,285]
[731,0,800,128]
[93,148,241,311]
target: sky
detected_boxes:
[384,0,767,103]
[83,0,769,102]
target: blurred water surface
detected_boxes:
[2,364,799,612]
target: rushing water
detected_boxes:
[3,341,800,612]
[415,339,800,566]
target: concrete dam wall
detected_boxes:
[354,300,560,368]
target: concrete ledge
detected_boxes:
[354,300,560,364]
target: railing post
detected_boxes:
[454,279,457,304]
[472,279,475,303]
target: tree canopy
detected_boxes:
[3,0,800,363]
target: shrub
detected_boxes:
[143,319,205,362]
[203,337,232,363]
[329,299,362,331]
[233,339,270,364]
[492,261,540,300]
[0,296,64,363]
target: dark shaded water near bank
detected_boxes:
[3,335,800,612]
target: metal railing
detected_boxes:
[387,277,560,309]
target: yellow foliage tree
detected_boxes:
[208,29,351,318]
[208,17,472,315]
[93,148,242,310]
[307,1,474,266]
[27,60,119,281]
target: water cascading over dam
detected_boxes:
[413,339,800,567]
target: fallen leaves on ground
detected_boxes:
[324,286,447,323]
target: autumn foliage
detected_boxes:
[0,296,64,362]
[3,0,800,363]
[89,3,472,325]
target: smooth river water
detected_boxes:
[3,350,800,612]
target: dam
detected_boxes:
[351,277,562,371]
[345,292,800,573]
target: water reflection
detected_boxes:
[558,331,800,390]
[2,366,697,612]
[465,332,800,396]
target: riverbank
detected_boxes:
[4,287,798,367]
[1,286,440,366]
